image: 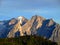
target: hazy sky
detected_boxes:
[0,0,60,24]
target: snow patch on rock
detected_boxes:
[17,16,23,24]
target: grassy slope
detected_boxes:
[0,36,58,45]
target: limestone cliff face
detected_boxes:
[49,24,60,45]
[0,15,60,45]
[7,16,28,38]
[7,21,21,38]
[7,15,60,39]
[7,15,46,38]
[22,15,45,35]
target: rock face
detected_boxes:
[7,16,28,38]
[49,24,60,45]
[0,15,60,45]
[22,15,45,35]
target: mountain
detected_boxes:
[0,15,60,45]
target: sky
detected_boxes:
[0,0,60,24]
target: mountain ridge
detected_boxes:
[0,15,60,45]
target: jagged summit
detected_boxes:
[0,15,60,45]
[17,16,24,24]
[16,16,28,26]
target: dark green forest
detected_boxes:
[0,36,58,45]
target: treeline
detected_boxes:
[0,36,58,45]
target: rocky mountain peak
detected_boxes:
[9,18,17,25]
[0,15,60,45]
[17,16,28,26]
[47,19,55,27]
[17,16,23,24]
[31,15,45,20]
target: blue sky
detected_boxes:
[0,0,60,24]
